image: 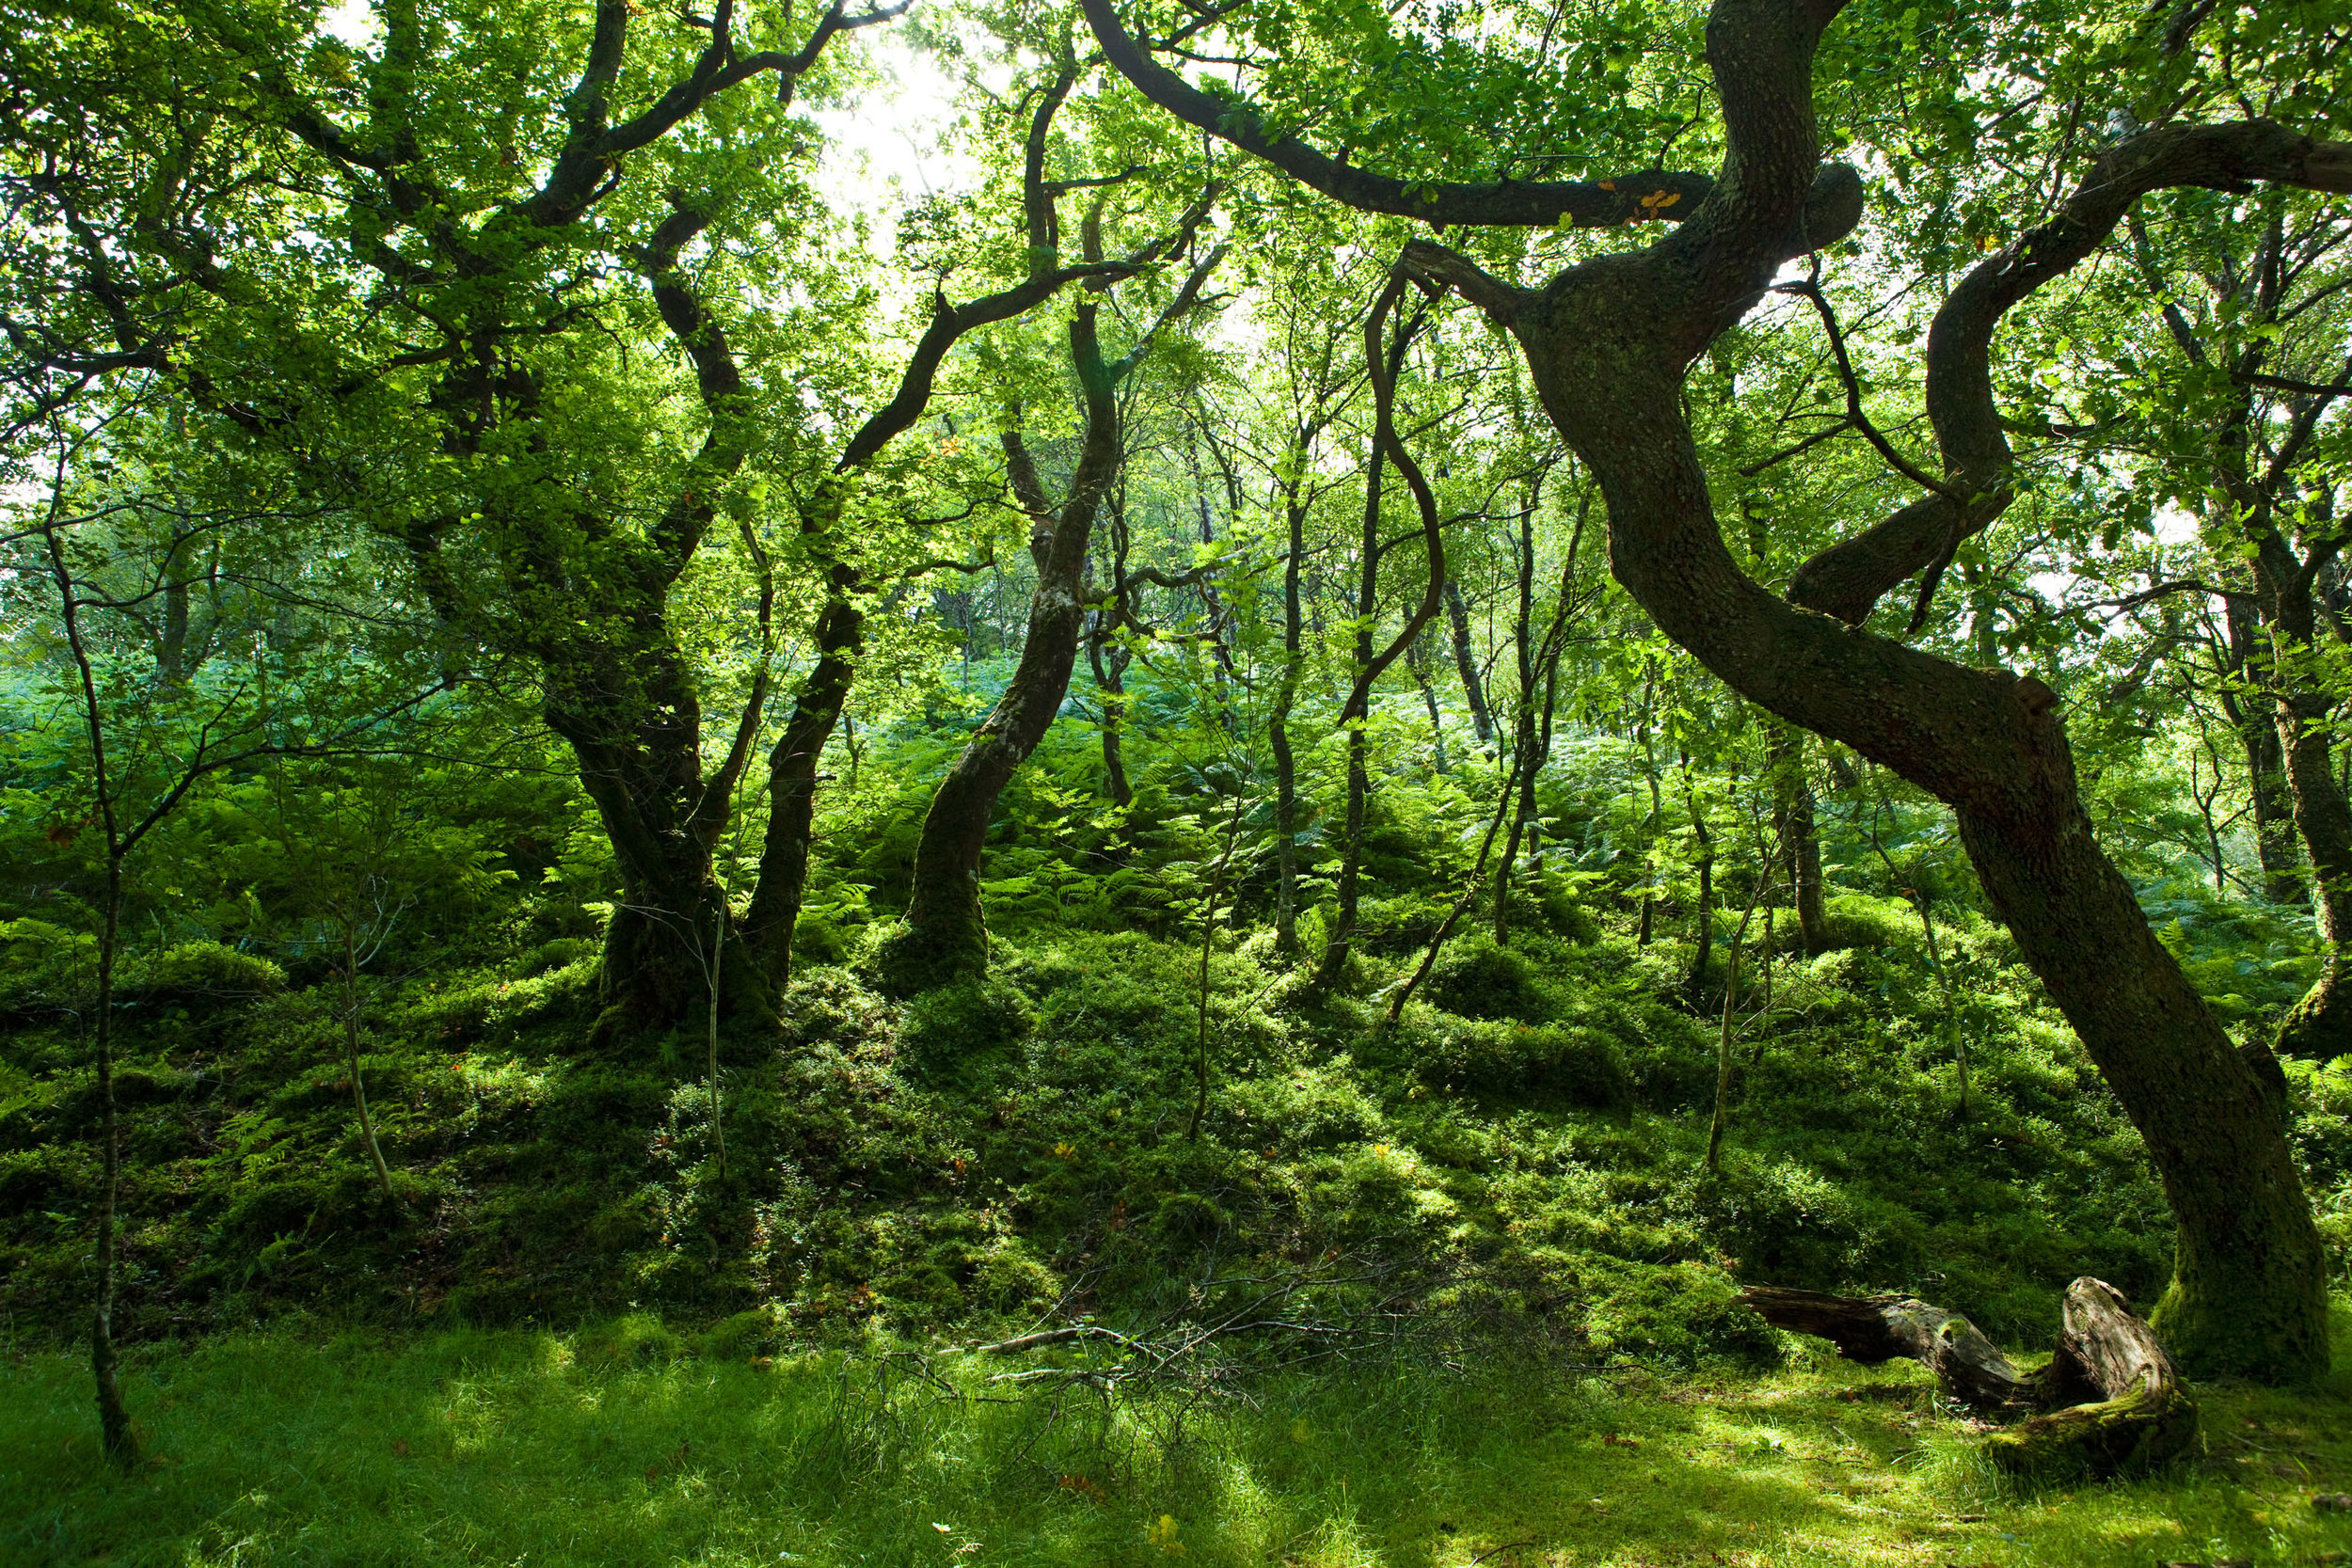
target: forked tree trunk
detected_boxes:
[895,243,1223,989]
[1431,81,2328,1386]
[551,657,771,1036]
[1409,64,2328,1394]
[739,65,1179,994]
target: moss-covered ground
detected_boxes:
[10,889,2352,1563]
[9,1313,2352,1567]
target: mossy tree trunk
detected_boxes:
[1444,578,1494,749]
[739,67,1165,993]
[1769,726,1828,954]
[2220,600,2306,904]
[895,232,1224,990]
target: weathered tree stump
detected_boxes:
[1740,1275,2197,1479]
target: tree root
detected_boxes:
[1741,1275,2196,1480]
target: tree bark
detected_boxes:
[738,66,1180,991]
[740,573,860,989]
[1312,279,1450,990]
[894,243,1222,990]
[1088,609,1136,822]
[1428,34,2328,1384]
[1444,577,1494,747]
[1313,450,1386,988]
[1744,1277,2197,1479]
[90,865,136,1470]
[2222,600,2304,904]
[894,413,1116,988]
[1409,630,1450,774]
[1271,502,1308,957]
[1494,486,1542,944]
[1769,726,1828,953]
[1680,755,1715,1005]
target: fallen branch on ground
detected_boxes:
[1740,1275,2195,1478]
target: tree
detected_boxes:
[8,418,445,1468]
[884,182,1222,987]
[1084,0,2352,1380]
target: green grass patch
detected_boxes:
[9,1321,2352,1567]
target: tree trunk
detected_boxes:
[1311,433,1391,992]
[1636,665,1663,947]
[1089,612,1136,820]
[2247,707,2304,903]
[1420,67,2328,1386]
[1312,722,1373,990]
[1409,631,1450,774]
[1494,497,1540,944]
[893,307,1135,990]
[1272,494,1307,957]
[1084,0,2335,1383]
[1312,278,1450,991]
[1740,1284,2026,1411]
[896,510,1104,985]
[1770,726,1828,953]
[90,864,136,1471]
[1444,578,1494,747]
[2224,600,2304,904]
[341,922,394,1203]
[1680,758,1714,1006]
[743,578,862,991]
[549,652,767,1034]
[2268,660,2352,1057]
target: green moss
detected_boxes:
[14,1323,2352,1568]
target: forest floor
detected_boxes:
[9,1319,2352,1568]
[11,910,2352,1565]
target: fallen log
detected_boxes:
[1740,1275,2196,1479]
[1734,1285,2026,1412]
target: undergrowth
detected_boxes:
[8,883,2322,1353]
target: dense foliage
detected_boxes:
[5,0,2352,1544]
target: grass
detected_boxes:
[8,1318,2352,1568]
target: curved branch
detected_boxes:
[1081,0,1711,229]
[1790,119,2352,627]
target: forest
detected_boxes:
[4,0,2352,1560]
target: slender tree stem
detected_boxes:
[342,922,394,1202]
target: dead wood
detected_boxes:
[1741,1275,2197,1479]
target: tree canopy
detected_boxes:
[6,0,2352,1506]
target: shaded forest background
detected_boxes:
[4,0,2352,1484]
